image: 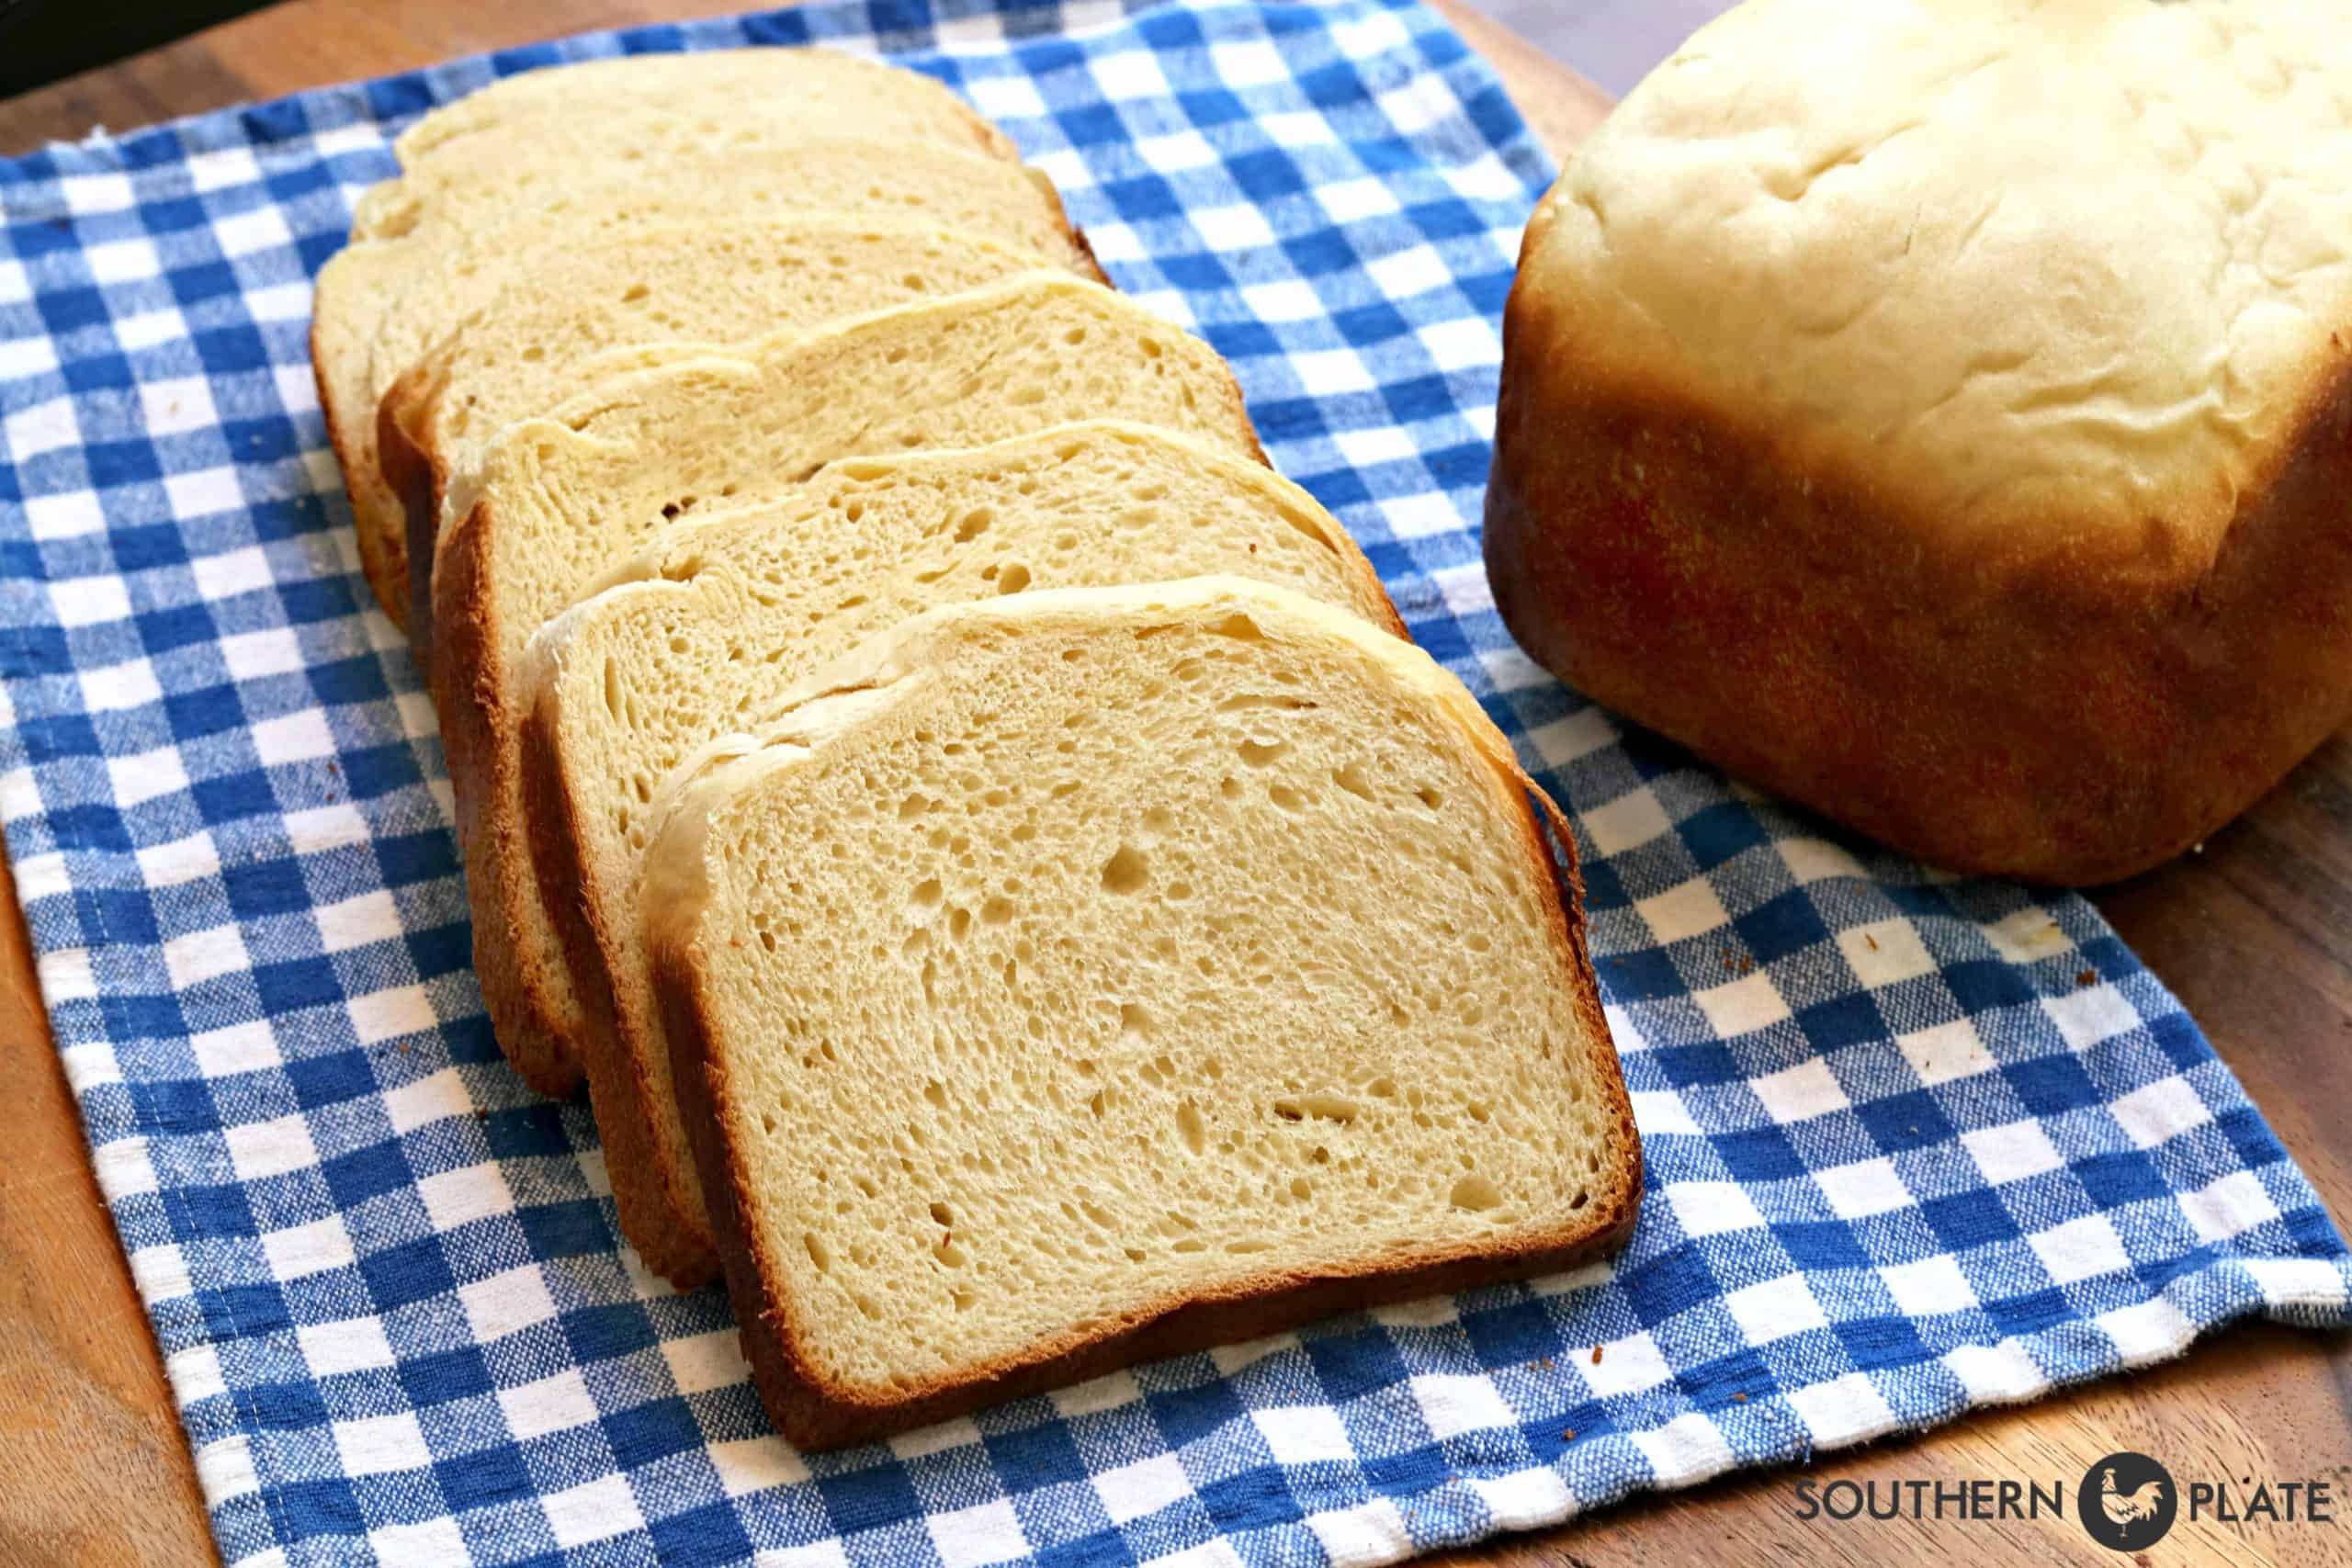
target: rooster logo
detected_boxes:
[2099,1467,2167,1529]
[2077,1450,2178,1550]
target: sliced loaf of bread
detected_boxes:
[641,577,1640,1449]
[391,48,1013,164]
[375,215,1055,656]
[519,420,1402,1282]
[434,275,1261,1100]
[316,123,1086,629]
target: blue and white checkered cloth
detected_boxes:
[1,2,2346,1563]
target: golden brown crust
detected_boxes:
[518,680,719,1284]
[652,696,1639,1452]
[312,311,410,633]
[1486,267,2352,886]
[372,357,447,646]
[1067,223,1109,288]
[427,495,584,1099]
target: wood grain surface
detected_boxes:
[0,4,2345,1566]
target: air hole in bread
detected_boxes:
[1173,1100,1206,1156]
[1272,1092,1359,1124]
[1100,843,1148,895]
[1449,1175,1503,1213]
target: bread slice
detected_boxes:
[314,125,1087,632]
[640,577,1640,1449]
[519,420,1404,1282]
[374,215,1057,655]
[434,275,1261,1102]
[391,48,1014,164]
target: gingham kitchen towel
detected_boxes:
[1,2,2345,1563]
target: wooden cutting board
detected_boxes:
[0,5,2345,1565]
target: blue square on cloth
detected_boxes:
[0,3,2346,1566]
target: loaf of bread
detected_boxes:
[299,49,1644,1428]
[640,578,1639,1448]
[435,275,1262,1098]
[1487,0,2352,883]
[317,75,1075,629]
[520,421,1404,1281]
[374,215,1063,655]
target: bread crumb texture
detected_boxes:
[482,276,1250,675]
[672,589,1617,1396]
[535,421,1394,1247]
[1534,0,2352,561]
[411,217,1051,479]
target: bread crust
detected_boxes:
[377,355,443,652]
[1486,266,2352,885]
[312,309,411,631]
[427,491,585,1099]
[650,626,1639,1450]
[519,665,720,1284]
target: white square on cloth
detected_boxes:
[929,1499,1028,1568]
[260,1213,354,1280]
[2029,1213,2132,1286]
[332,1412,432,1477]
[1250,1404,1352,1465]
[1092,1451,1192,1525]
[542,1472,645,1550]
[297,1318,395,1379]
[1748,1054,1849,1123]
[1838,918,1937,987]
[1636,876,1728,945]
[1723,1273,1829,1344]
[1665,1179,1765,1240]
[1878,1254,1978,1317]
[499,1368,600,1442]
[223,1111,316,1181]
[1814,1156,1914,1220]
[1408,1372,1515,1440]
[1896,1019,1995,1089]
[708,1436,808,1498]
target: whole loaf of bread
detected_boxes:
[1486,0,2352,884]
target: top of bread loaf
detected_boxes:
[393,47,1013,163]
[1525,0,2352,575]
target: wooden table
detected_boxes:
[0,4,2345,1564]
